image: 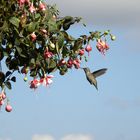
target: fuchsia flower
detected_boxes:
[40,29,47,34]
[30,75,54,89]
[1,92,6,100]
[67,58,73,68]
[5,104,12,112]
[40,75,54,86]
[30,32,37,41]
[0,100,4,106]
[30,79,40,89]
[44,49,53,59]
[18,0,25,7]
[85,44,92,56]
[39,2,46,11]
[58,59,66,66]
[0,91,6,106]
[79,49,85,56]
[29,3,36,13]
[18,0,30,6]
[96,39,109,55]
[73,59,81,69]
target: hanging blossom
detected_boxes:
[18,0,30,7]
[58,59,66,66]
[30,75,54,89]
[40,75,54,86]
[96,39,109,55]
[18,0,25,7]
[30,79,40,89]
[0,91,6,106]
[39,2,46,11]
[85,44,92,56]
[30,32,37,41]
[67,58,73,68]
[40,29,47,34]
[44,49,53,59]
[29,2,36,13]
[79,49,85,56]
[73,58,81,69]
[66,58,81,69]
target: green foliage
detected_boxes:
[0,0,115,91]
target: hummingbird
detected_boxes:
[82,67,107,90]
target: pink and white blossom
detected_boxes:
[30,79,40,89]
[44,49,53,59]
[96,39,109,55]
[30,32,37,41]
[29,3,36,13]
[85,44,92,56]
[39,2,46,11]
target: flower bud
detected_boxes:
[111,35,116,41]
[50,42,55,49]
[24,77,28,82]
[5,104,12,112]
[104,30,110,35]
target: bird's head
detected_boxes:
[82,67,90,73]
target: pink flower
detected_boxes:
[40,29,47,34]
[85,44,92,56]
[44,49,53,59]
[96,39,109,55]
[18,0,30,6]
[85,44,92,52]
[0,91,6,100]
[30,32,36,41]
[46,75,54,85]
[0,100,4,106]
[73,59,81,69]
[29,3,36,13]
[1,92,6,100]
[5,104,12,112]
[79,49,85,56]
[58,59,66,66]
[40,75,54,86]
[18,0,25,7]
[30,79,40,89]
[39,2,46,11]
[67,58,73,68]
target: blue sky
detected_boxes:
[0,0,140,140]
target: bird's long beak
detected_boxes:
[95,84,98,90]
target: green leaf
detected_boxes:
[5,71,12,77]
[57,20,62,30]
[29,58,36,69]
[35,13,41,20]
[58,32,64,47]
[62,46,69,57]
[0,21,8,32]
[63,16,74,30]
[5,81,12,90]
[0,71,5,85]
[48,59,57,69]
[9,17,20,28]
[16,46,26,58]
[47,67,57,74]
[11,76,16,82]
[0,47,4,61]
[30,70,37,77]
[48,19,58,32]
[73,39,83,51]
[26,22,36,33]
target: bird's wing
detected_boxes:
[92,68,107,78]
